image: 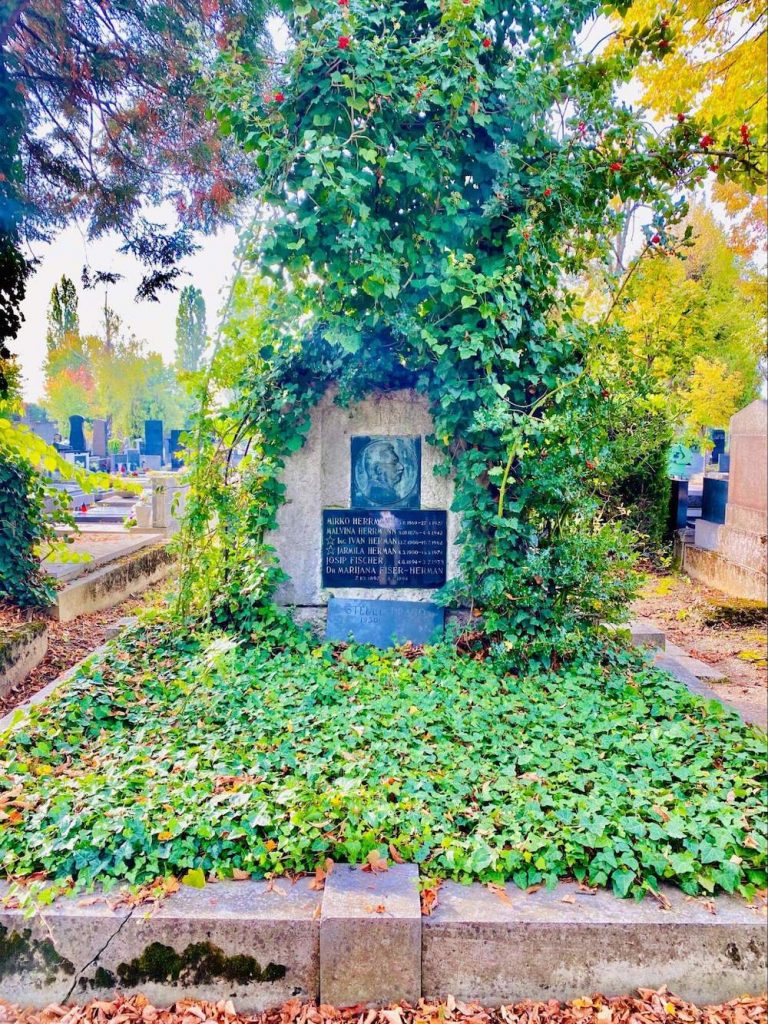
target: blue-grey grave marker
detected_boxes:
[326,597,444,647]
[69,415,86,452]
[144,419,163,457]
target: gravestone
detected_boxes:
[709,428,726,464]
[144,419,164,470]
[326,597,444,647]
[684,399,767,601]
[267,387,459,643]
[91,418,108,458]
[69,415,86,453]
[169,429,185,469]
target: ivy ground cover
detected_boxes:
[0,621,765,903]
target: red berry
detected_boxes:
[699,134,714,148]
[610,161,623,171]
[273,91,284,102]
[543,187,552,197]
[658,39,669,48]
[676,113,685,123]
[651,233,661,244]
[523,230,530,240]
[709,163,719,172]
[339,0,349,5]
[338,34,350,49]
[661,18,670,27]
[578,121,586,132]
[482,37,491,48]
[586,460,596,470]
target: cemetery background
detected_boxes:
[0,0,766,1011]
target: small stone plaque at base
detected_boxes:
[326,597,444,648]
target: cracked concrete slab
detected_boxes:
[422,880,767,1005]
[0,880,321,1010]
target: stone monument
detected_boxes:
[69,415,86,453]
[684,399,767,602]
[267,388,460,644]
[144,419,164,470]
[91,418,108,459]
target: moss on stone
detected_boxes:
[0,923,75,982]
[703,599,768,628]
[0,620,47,672]
[116,940,286,988]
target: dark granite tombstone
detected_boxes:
[702,477,729,524]
[351,435,421,509]
[326,597,444,647]
[718,452,731,473]
[169,429,185,469]
[69,415,86,453]
[144,420,163,457]
[125,448,140,470]
[668,478,689,533]
[322,509,447,588]
[709,429,726,463]
[91,418,108,458]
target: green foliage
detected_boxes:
[46,276,80,354]
[175,286,208,374]
[1,621,764,903]
[0,454,56,608]
[184,0,763,638]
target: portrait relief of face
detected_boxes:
[351,436,421,509]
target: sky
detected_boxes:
[16,223,239,402]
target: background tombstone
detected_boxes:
[91,418,108,459]
[683,399,767,601]
[169,429,185,469]
[708,428,726,465]
[68,415,86,453]
[144,419,164,470]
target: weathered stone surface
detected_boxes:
[628,619,666,651]
[422,880,767,1005]
[663,642,729,683]
[320,864,421,1007]
[694,518,722,553]
[684,544,767,604]
[104,616,139,641]
[0,881,321,1010]
[267,387,460,608]
[53,543,176,622]
[0,621,48,698]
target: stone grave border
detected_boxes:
[1,626,765,1008]
[0,867,765,1009]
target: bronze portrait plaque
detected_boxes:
[350,435,421,509]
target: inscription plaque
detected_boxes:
[351,436,421,509]
[322,509,447,588]
[326,597,444,647]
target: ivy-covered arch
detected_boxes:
[178,0,765,648]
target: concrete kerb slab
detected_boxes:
[0,880,322,1011]
[53,542,175,622]
[0,873,765,1010]
[422,880,767,1006]
[0,642,110,735]
[320,864,421,1006]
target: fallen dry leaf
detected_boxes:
[486,883,512,904]
[362,849,388,874]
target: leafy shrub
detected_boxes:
[0,453,56,607]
